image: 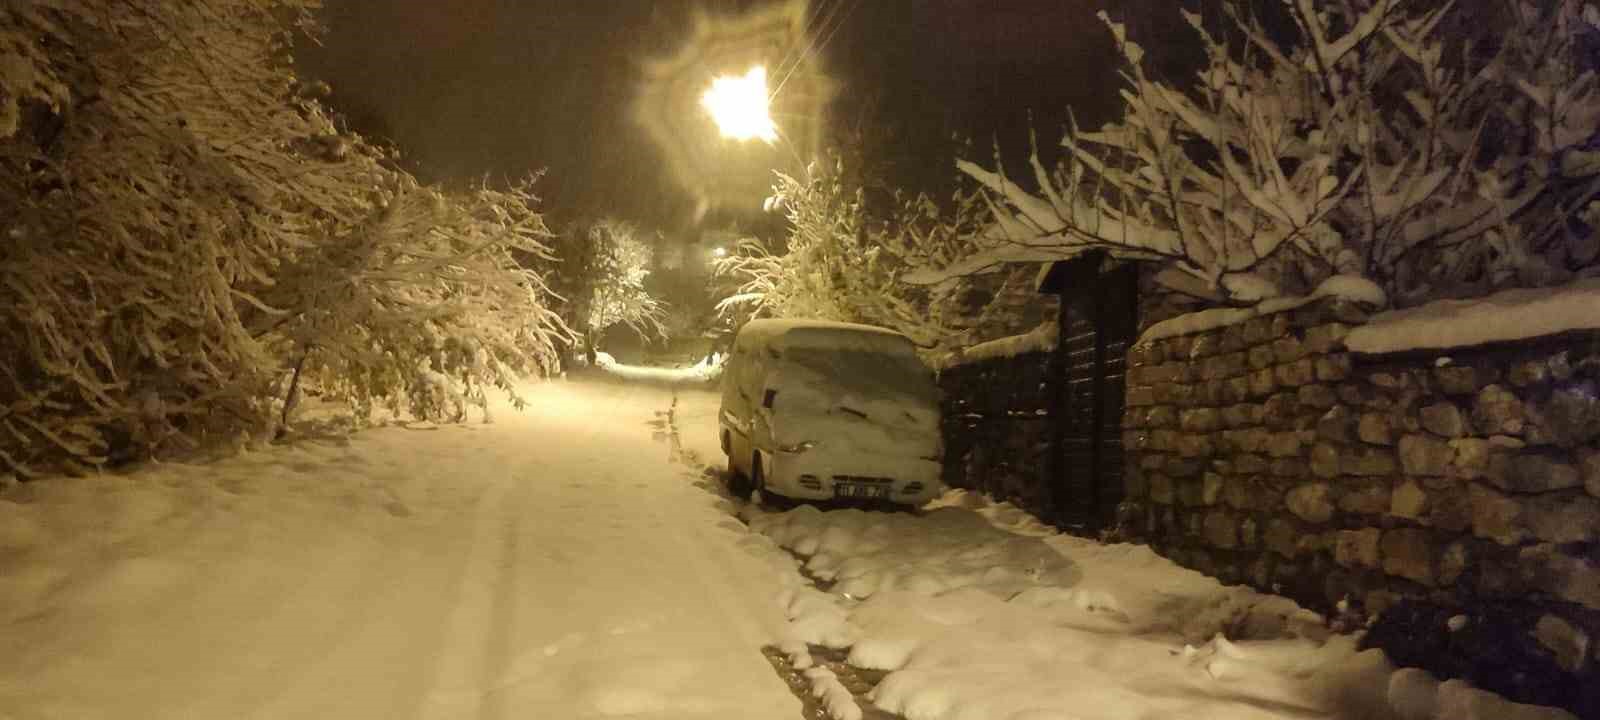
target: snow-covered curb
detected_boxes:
[1345,277,1600,354]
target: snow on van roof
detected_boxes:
[735,318,916,354]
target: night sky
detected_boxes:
[297,1,1220,234]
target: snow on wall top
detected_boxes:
[934,322,1059,370]
[1345,277,1600,354]
[1137,275,1387,344]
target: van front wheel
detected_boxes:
[726,456,753,501]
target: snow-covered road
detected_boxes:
[0,377,798,720]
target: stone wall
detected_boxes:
[1120,297,1600,714]
[939,351,1059,524]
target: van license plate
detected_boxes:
[835,482,888,499]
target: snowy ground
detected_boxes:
[0,378,798,720]
[0,367,1575,720]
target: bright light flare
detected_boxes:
[701,66,778,142]
[711,246,728,258]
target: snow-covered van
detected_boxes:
[718,319,943,506]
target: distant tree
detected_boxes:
[550,218,667,361]
[934,1,1600,307]
[0,1,567,475]
[714,152,1045,355]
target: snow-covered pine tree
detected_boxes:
[935,1,1600,307]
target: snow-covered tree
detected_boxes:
[0,1,567,475]
[934,1,1600,307]
[549,218,667,359]
[715,154,1044,354]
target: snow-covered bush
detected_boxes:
[267,178,570,424]
[0,1,567,475]
[941,1,1600,307]
[715,154,1044,354]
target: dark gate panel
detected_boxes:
[1046,258,1138,532]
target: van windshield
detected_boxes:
[780,346,935,404]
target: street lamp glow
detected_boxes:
[701,66,778,142]
[711,246,728,258]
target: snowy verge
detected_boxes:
[593,351,724,385]
[1345,277,1600,354]
[1139,275,1387,344]
[744,489,1575,720]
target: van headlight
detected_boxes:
[779,440,818,454]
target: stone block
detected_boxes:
[1304,323,1351,354]
[1165,458,1205,479]
[1202,472,1225,506]
[1315,353,1352,382]
[1127,342,1163,367]
[1272,336,1308,364]
[1202,352,1247,381]
[1242,316,1275,345]
[1584,450,1600,499]
[1533,614,1591,673]
[1317,406,1355,443]
[1336,528,1382,569]
[1485,452,1582,494]
[1472,385,1526,436]
[1369,371,1413,390]
[1391,480,1429,520]
[1179,408,1221,433]
[1220,404,1256,429]
[1126,386,1157,407]
[1188,333,1221,359]
[1223,377,1253,404]
[1177,434,1215,458]
[1249,368,1278,399]
[1219,325,1248,352]
[1234,454,1269,475]
[1338,481,1391,515]
[1140,454,1168,471]
[1434,364,1495,395]
[1164,335,1194,360]
[1382,528,1439,586]
[1265,518,1301,558]
[1287,483,1335,523]
[1145,406,1178,428]
[1448,438,1490,480]
[1271,458,1308,478]
[1525,492,1600,544]
[1539,380,1600,447]
[1399,434,1454,476]
[1470,483,1527,545]
[1177,478,1205,506]
[1343,447,1399,477]
[1439,541,1471,586]
[1419,402,1468,438]
[1510,358,1550,387]
[1148,473,1175,504]
[1248,345,1277,370]
[1276,358,1317,387]
[1298,384,1339,410]
[1262,393,1300,428]
[1266,431,1304,458]
[1204,510,1238,549]
[1310,443,1340,479]
[1358,413,1396,445]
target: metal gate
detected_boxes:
[1041,253,1139,532]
